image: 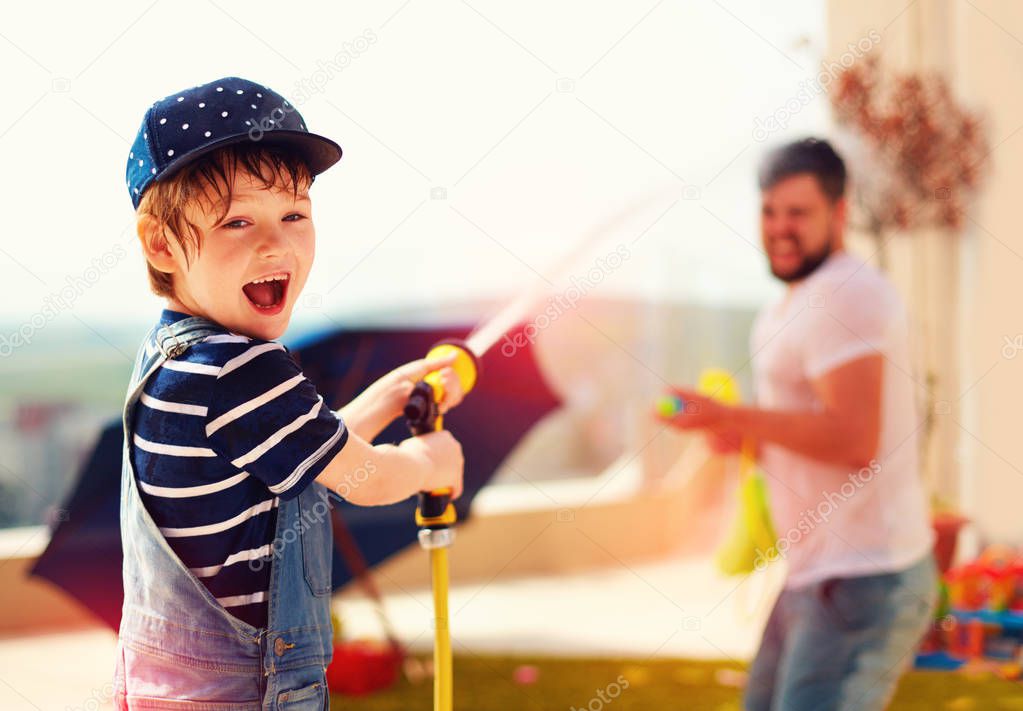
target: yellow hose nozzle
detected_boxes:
[406,339,480,538]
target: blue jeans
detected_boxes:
[745,555,938,711]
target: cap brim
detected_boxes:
[156,129,343,184]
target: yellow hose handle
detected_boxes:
[405,342,477,711]
[406,341,479,529]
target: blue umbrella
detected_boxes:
[30,322,560,630]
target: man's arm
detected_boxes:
[726,354,882,468]
[668,354,883,469]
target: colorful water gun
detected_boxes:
[658,368,778,576]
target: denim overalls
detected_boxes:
[113,315,334,710]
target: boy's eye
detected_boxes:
[221,214,305,229]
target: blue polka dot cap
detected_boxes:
[125,76,342,209]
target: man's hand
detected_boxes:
[655,388,731,431]
[654,354,883,469]
[656,388,744,455]
[706,428,743,455]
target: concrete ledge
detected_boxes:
[0,435,728,635]
[343,450,730,595]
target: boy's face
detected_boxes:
[165,169,314,340]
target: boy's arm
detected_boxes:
[335,397,395,444]
[203,344,461,506]
[314,427,463,506]
[322,354,467,505]
[203,343,464,506]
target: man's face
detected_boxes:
[166,169,314,341]
[760,173,845,283]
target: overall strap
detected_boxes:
[120,313,264,645]
[155,314,229,358]
[123,314,231,439]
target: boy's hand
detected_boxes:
[401,429,465,499]
[340,353,468,445]
[378,353,466,419]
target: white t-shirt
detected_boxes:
[751,250,934,589]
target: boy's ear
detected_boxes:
[136,214,178,275]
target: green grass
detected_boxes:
[331,655,1023,711]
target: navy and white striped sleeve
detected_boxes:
[203,342,348,500]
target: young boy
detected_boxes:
[114,76,465,710]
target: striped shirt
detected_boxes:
[129,309,348,627]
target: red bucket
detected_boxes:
[326,640,403,696]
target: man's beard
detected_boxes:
[770,236,834,283]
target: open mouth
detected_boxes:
[242,272,290,315]
[769,239,801,265]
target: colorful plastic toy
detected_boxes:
[671,368,779,577]
[918,545,1023,672]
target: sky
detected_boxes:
[0,0,828,334]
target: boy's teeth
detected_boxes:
[242,272,289,310]
[250,274,289,284]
